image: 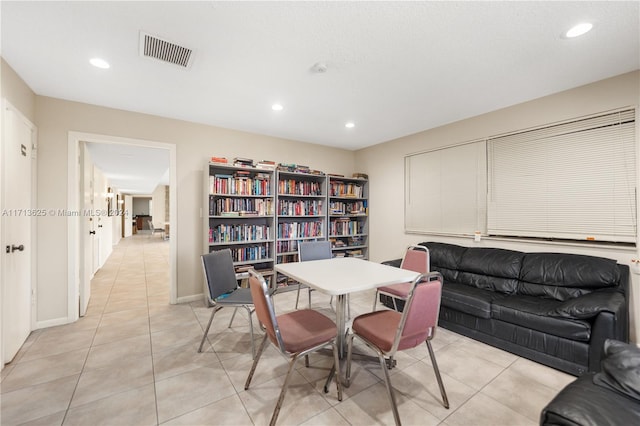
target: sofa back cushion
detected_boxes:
[518,253,620,301]
[456,247,524,294]
[419,242,466,283]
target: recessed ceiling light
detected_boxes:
[272,104,284,111]
[90,57,110,69]
[345,122,355,129]
[565,22,593,38]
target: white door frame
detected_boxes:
[67,131,177,322]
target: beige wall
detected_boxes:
[34,96,356,323]
[5,54,640,343]
[1,59,36,122]
[355,70,640,342]
[151,184,167,228]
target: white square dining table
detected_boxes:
[274,257,420,355]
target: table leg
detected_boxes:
[335,294,347,357]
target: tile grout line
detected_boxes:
[60,242,124,425]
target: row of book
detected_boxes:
[209,224,271,243]
[278,179,323,196]
[334,249,364,258]
[212,157,327,174]
[222,245,271,263]
[329,182,365,198]
[211,156,270,168]
[276,240,300,254]
[277,221,324,239]
[277,199,323,216]
[210,196,273,216]
[209,174,271,196]
[330,236,365,248]
[329,218,365,236]
[329,200,367,215]
[277,163,323,175]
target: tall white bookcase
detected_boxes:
[204,162,276,283]
[328,176,369,259]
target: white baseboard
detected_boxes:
[175,293,204,304]
[35,316,75,330]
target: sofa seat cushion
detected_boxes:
[492,296,591,341]
[442,282,504,319]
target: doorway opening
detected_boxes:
[67,132,177,323]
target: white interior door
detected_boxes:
[2,103,35,363]
[79,143,93,316]
[124,195,133,237]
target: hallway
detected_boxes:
[1,235,574,425]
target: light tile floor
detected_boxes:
[1,235,576,425]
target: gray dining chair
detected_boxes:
[295,240,332,309]
[198,248,256,357]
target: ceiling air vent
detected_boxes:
[140,32,194,68]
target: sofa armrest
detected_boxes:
[382,258,402,268]
[546,289,628,372]
[547,289,626,320]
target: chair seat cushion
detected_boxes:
[378,282,411,299]
[352,310,402,353]
[278,309,337,353]
[215,287,254,305]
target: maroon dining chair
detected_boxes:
[244,268,342,426]
[374,244,429,311]
[347,271,449,426]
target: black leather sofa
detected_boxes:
[382,242,629,375]
[540,339,640,425]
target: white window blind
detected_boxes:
[405,140,486,235]
[487,109,636,243]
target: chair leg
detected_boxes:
[308,287,312,309]
[245,334,269,390]
[333,341,343,400]
[345,333,355,387]
[426,340,449,409]
[270,354,300,426]
[373,290,378,311]
[198,306,221,353]
[377,351,401,426]
[245,306,256,359]
[229,307,239,328]
[295,285,302,309]
[322,342,343,400]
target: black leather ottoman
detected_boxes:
[540,340,640,425]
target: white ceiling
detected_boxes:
[84,142,169,195]
[2,1,639,190]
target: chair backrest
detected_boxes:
[298,240,332,262]
[201,249,239,301]
[248,269,285,351]
[392,271,443,353]
[401,245,429,274]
